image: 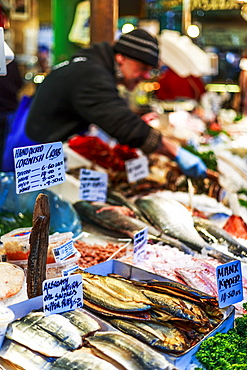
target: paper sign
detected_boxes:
[133,227,148,264]
[14,142,66,194]
[62,265,80,277]
[52,239,77,262]
[43,274,83,315]
[125,156,149,183]
[79,168,108,202]
[216,260,243,308]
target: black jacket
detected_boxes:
[26,42,161,154]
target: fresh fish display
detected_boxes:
[140,289,208,326]
[193,215,247,259]
[107,188,149,223]
[107,318,190,354]
[34,313,82,350]
[5,312,69,357]
[79,271,153,312]
[50,350,119,369]
[83,298,152,320]
[86,331,177,370]
[73,200,161,238]
[61,309,100,337]
[0,339,51,370]
[135,196,212,252]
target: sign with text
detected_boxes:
[79,168,108,202]
[216,260,243,308]
[14,142,65,194]
[43,274,83,315]
[125,156,149,183]
[133,227,148,264]
[52,239,77,262]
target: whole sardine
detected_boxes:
[86,331,177,370]
[61,309,100,337]
[50,350,119,369]
[135,196,211,252]
[73,200,161,238]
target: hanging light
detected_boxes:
[122,23,135,34]
[187,24,200,38]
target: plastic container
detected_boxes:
[1,229,75,264]
[1,228,31,260]
[9,251,80,279]
[0,304,15,348]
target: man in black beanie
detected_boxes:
[3,28,207,178]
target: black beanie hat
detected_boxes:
[114,28,159,68]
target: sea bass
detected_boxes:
[73,200,161,239]
[135,196,211,252]
[193,215,247,259]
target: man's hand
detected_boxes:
[175,147,207,178]
[141,112,158,125]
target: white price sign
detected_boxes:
[43,274,83,315]
[14,142,66,194]
[79,168,108,202]
[125,156,149,183]
[133,227,148,264]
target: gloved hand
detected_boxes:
[175,147,207,178]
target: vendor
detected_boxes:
[3,29,207,178]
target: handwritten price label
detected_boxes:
[133,227,148,264]
[125,156,149,183]
[14,142,65,194]
[216,260,243,308]
[79,168,108,202]
[42,274,83,315]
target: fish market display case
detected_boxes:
[85,260,235,370]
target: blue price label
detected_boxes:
[216,260,243,308]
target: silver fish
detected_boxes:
[50,350,119,369]
[5,313,68,357]
[0,339,51,370]
[61,309,100,337]
[135,196,214,252]
[36,313,82,350]
[86,331,177,370]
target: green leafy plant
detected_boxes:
[196,304,247,370]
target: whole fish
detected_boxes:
[0,339,51,370]
[79,272,152,312]
[50,350,119,369]
[73,200,161,239]
[107,188,149,223]
[141,289,204,325]
[86,331,177,370]
[135,196,211,252]
[35,313,82,350]
[107,318,189,354]
[6,313,68,357]
[193,216,247,259]
[61,309,100,337]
